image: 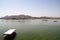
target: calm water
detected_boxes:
[0,19,60,40]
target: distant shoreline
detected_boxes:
[0,15,60,20]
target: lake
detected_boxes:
[0,19,60,40]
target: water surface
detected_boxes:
[0,19,60,40]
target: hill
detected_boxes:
[0,15,60,19]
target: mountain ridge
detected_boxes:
[0,15,60,19]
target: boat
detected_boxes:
[42,19,48,22]
[3,29,16,39]
[53,21,57,22]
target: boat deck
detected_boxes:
[4,29,16,35]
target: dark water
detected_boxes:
[0,19,60,40]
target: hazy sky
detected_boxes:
[0,0,60,17]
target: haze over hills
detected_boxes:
[0,15,60,19]
[0,0,60,19]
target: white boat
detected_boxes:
[3,29,16,39]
